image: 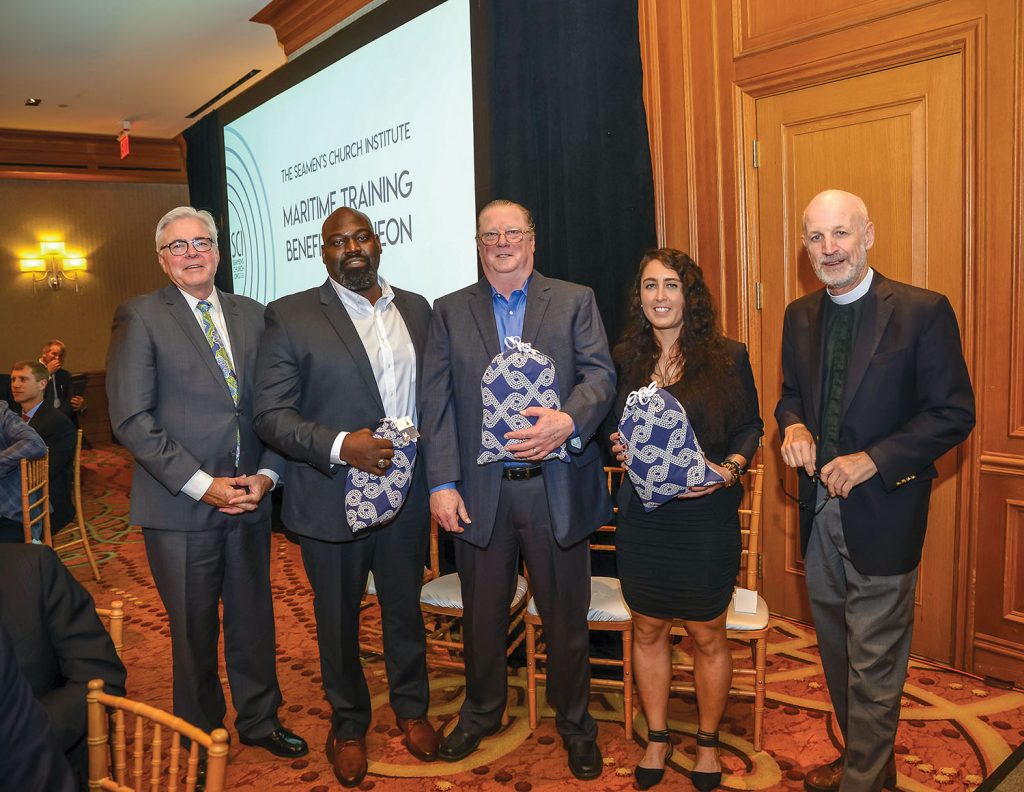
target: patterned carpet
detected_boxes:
[61,444,1023,791]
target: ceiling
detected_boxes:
[0,0,287,139]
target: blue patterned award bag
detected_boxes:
[477,336,569,464]
[345,418,417,532]
[618,381,725,511]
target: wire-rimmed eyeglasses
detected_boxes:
[159,237,214,256]
[477,228,533,246]
[779,473,832,516]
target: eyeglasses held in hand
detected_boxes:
[160,237,214,256]
[779,473,831,515]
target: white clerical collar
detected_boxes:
[331,274,394,316]
[828,268,874,305]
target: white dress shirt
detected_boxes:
[328,276,417,465]
[177,287,278,500]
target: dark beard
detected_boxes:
[340,266,378,292]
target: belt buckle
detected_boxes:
[505,465,540,481]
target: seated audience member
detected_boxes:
[0,620,76,792]
[0,543,127,790]
[0,399,46,542]
[11,360,77,531]
[40,339,86,425]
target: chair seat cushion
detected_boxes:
[725,592,769,630]
[527,576,631,622]
[420,573,529,611]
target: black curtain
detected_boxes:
[486,0,656,345]
[183,111,234,292]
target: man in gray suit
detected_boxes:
[254,207,436,789]
[107,207,306,771]
[421,199,616,780]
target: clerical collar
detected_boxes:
[828,268,874,305]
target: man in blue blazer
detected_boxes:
[776,190,975,792]
[421,200,616,780]
[107,207,306,770]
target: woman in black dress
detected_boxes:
[609,249,762,790]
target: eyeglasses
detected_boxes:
[779,474,832,516]
[477,228,532,246]
[159,237,214,256]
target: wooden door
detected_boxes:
[751,54,965,662]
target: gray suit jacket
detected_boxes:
[420,271,616,549]
[253,279,431,543]
[106,284,284,530]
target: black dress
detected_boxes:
[613,339,763,622]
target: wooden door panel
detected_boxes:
[753,54,963,661]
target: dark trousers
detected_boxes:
[805,489,918,792]
[455,475,596,741]
[299,501,430,739]
[143,520,282,737]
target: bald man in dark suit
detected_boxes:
[776,190,975,792]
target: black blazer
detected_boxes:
[0,621,76,792]
[28,401,76,529]
[45,368,77,424]
[254,279,431,543]
[774,272,975,575]
[0,545,126,758]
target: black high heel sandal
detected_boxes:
[635,728,673,790]
[691,729,722,791]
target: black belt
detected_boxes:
[502,465,543,481]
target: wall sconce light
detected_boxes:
[19,241,87,292]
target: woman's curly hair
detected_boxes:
[612,248,739,447]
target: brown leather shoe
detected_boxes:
[326,733,368,788]
[804,754,898,791]
[396,717,438,762]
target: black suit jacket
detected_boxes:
[775,272,975,575]
[0,621,76,792]
[28,401,76,529]
[45,368,77,423]
[254,279,431,542]
[0,544,126,759]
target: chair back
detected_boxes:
[20,452,50,545]
[590,466,625,552]
[87,679,229,792]
[737,464,765,592]
[53,430,102,580]
[95,600,126,657]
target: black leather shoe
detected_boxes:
[438,724,496,762]
[238,726,309,758]
[564,737,602,781]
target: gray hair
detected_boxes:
[155,206,219,251]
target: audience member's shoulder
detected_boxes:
[0,542,61,573]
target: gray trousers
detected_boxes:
[805,489,917,792]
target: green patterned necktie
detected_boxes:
[196,300,240,466]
